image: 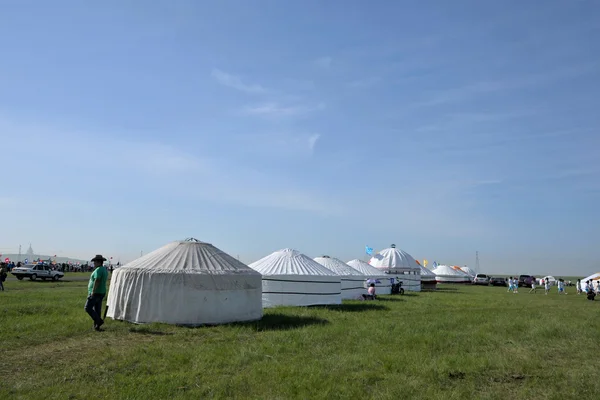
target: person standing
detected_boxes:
[576,279,582,295]
[85,255,108,331]
[0,263,7,291]
[529,279,537,294]
[544,278,551,295]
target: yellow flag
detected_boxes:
[423,259,428,267]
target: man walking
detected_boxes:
[85,255,108,331]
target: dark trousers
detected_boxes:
[85,294,105,325]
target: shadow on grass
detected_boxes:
[310,303,389,312]
[128,326,174,336]
[374,296,405,302]
[235,313,330,331]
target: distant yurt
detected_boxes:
[369,244,421,292]
[314,256,366,300]
[347,259,393,295]
[431,265,471,283]
[106,238,263,325]
[248,249,342,307]
[416,262,437,290]
[538,275,557,286]
[460,266,476,278]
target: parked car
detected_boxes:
[11,264,64,281]
[490,277,507,286]
[473,274,490,285]
[518,275,535,287]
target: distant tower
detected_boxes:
[18,244,22,262]
[26,243,35,262]
[475,251,480,273]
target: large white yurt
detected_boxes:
[106,238,263,325]
[418,265,437,290]
[314,256,367,300]
[347,259,393,295]
[248,248,342,307]
[460,266,476,278]
[431,265,471,283]
[581,273,599,291]
[369,244,421,292]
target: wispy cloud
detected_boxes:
[242,102,325,119]
[211,68,267,94]
[313,56,333,69]
[308,134,320,153]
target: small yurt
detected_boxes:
[347,259,393,295]
[460,266,476,278]
[431,264,471,283]
[369,244,421,292]
[106,238,263,325]
[417,264,437,290]
[539,275,557,286]
[314,256,367,300]
[248,248,342,307]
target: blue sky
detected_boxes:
[1,0,599,275]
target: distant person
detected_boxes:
[507,277,513,293]
[544,279,551,295]
[0,263,7,291]
[576,279,582,295]
[85,255,108,331]
[529,279,537,294]
[557,279,566,295]
[362,283,376,300]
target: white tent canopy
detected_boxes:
[460,266,476,277]
[369,245,421,292]
[248,249,342,307]
[347,259,392,295]
[581,273,600,291]
[106,238,263,325]
[314,256,366,300]
[431,265,471,283]
[538,275,557,286]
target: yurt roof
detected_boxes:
[369,244,420,269]
[460,266,476,277]
[346,259,387,276]
[582,272,600,282]
[119,238,259,275]
[314,256,365,276]
[249,248,338,276]
[419,265,436,277]
[432,264,470,276]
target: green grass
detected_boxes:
[0,282,598,400]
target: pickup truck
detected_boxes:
[518,275,535,288]
[11,264,64,281]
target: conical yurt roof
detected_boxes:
[419,265,437,278]
[314,256,365,276]
[432,264,470,277]
[249,248,338,276]
[121,238,259,275]
[582,272,600,282]
[460,266,476,277]
[347,259,387,276]
[369,245,420,270]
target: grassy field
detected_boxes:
[0,280,598,400]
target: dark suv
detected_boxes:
[518,275,535,287]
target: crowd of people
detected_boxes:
[504,276,599,298]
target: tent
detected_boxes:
[347,259,393,295]
[248,249,342,307]
[460,266,476,278]
[431,265,471,283]
[581,272,600,292]
[106,238,263,325]
[369,244,421,292]
[538,276,557,286]
[418,265,437,290]
[314,256,367,300]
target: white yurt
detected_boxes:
[248,248,342,307]
[369,244,421,292]
[418,264,437,290]
[581,273,600,291]
[431,265,471,283]
[106,238,263,325]
[538,275,557,286]
[347,259,393,295]
[460,266,476,278]
[314,256,367,300]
